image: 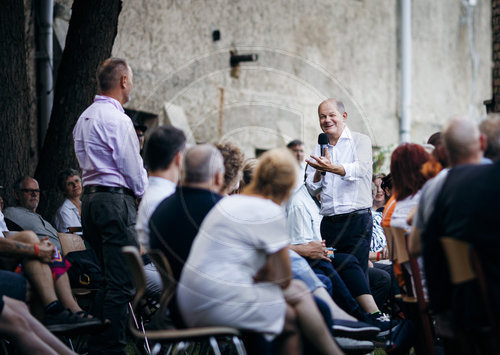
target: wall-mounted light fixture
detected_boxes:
[230,50,258,78]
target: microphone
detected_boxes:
[318,133,328,176]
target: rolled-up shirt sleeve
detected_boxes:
[341,134,372,181]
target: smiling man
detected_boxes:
[305,98,373,275]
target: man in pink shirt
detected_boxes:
[73,57,147,355]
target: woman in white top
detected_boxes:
[177,149,341,355]
[54,169,82,233]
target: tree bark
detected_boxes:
[35,0,122,220]
[0,0,34,207]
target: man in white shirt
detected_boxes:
[305,98,373,275]
[135,125,185,299]
[287,139,306,190]
[136,125,186,250]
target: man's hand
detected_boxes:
[306,149,346,176]
[303,241,331,262]
[37,238,55,263]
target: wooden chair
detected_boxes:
[404,233,435,355]
[440,237,500,351]
[385,227,437,354]
[58,232,86,255]
[122,246,246,355]
[67,226,83,234]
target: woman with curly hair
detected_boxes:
[216,142,245,195]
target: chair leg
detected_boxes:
[232,335,247,355]
[209,336,222,355]
[173,341,188,355]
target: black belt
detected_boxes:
[323,208,371,223]
[83,185,135,198]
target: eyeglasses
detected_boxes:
[20,189,40,194]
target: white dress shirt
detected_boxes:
[305,126,373,216]
[73,95,148,197]
[136,177,176,248]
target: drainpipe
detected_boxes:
[400,0,412,143]
[38,0,54,148]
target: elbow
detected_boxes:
[278,277,292,289]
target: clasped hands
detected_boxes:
[37,237,55,263]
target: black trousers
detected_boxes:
[81,191,139,355]
[320,211,372,276]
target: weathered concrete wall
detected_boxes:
[112,0,491,158]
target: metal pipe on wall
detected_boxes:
[400,0,412,143]
[38,0,54,148]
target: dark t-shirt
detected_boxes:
[422,161,500,328]
[149,186,222,281]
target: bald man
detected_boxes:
[409,117,486,257]
[305,98,373,277]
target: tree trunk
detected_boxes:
[492,0,500,112]
[0,0,35,207]
[35,0,122,220]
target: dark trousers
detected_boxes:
[320,211,372,275]
[81,191,139,355]
[368,266,391,310]
[309,258,366,320]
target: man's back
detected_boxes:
[149,186,222,280]
[422,161,500,326]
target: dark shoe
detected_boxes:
[45,309,103,333]
[335,337,374,354]
[364,312,399,337]
[332,319,380,340]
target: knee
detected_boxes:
[283,279,311,305]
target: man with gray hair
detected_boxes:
[409,117,486,256]
[149,144,225,281]
[479,113,500,162]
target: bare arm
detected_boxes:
[253,247,292,289]
[0,237,54,263]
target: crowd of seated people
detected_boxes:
[1,112,499,355]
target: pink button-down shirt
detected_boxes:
[73,95,148,197]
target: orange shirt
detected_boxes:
[381,195,397,228]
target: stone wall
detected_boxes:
[112,0,492,160]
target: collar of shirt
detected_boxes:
[94,95,124,113]
[327,126,353,147]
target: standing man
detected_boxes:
[73,57,148,354]
[305,98,373,275]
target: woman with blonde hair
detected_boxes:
[177,149,342,354]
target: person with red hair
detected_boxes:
[390,143,439,229]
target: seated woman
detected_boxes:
[383,143,440,298]
[54,169,82,233]
[177,149,342,355]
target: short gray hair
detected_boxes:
[182,144,225,184]
[443,117,480,165]
[479,113,500,161]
